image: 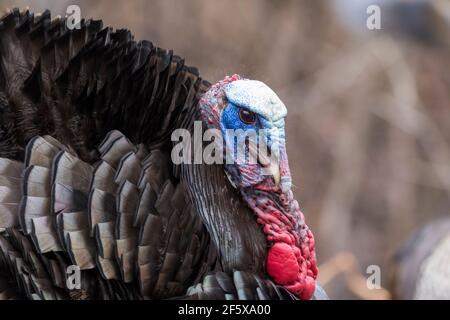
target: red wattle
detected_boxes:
[243,187,318,300]
[267,242,300,285]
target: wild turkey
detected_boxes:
[390,217,450,299]
[0,8,325,300]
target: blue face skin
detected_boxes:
[221,103,260,131]
[220,103,257,167]
[220,102,284,157]
[220,102,281,154]
[220,102,288,189]
[221,80,287,159]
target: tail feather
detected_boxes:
[0,130,214,299]
[0,9,209,163]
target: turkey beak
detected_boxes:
[279,145,292,193]
[249,140,281,186]
[261,152,281,185]
[265,129,292,193]
[269,162,281,185]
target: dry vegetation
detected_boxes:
[1,0,450,299]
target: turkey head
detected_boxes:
[191,75,318,300]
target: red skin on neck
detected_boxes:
[244,186,318,300]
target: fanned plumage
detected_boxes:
[0,9,208,162]
[0,130,215,299]
[0,8,319,300]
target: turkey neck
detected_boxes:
[182,161,267,275]
[177,106,267,274]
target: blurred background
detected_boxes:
[1,0,450,299]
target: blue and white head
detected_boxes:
[199,74,292,194]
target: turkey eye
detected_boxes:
[239,109,256,124]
